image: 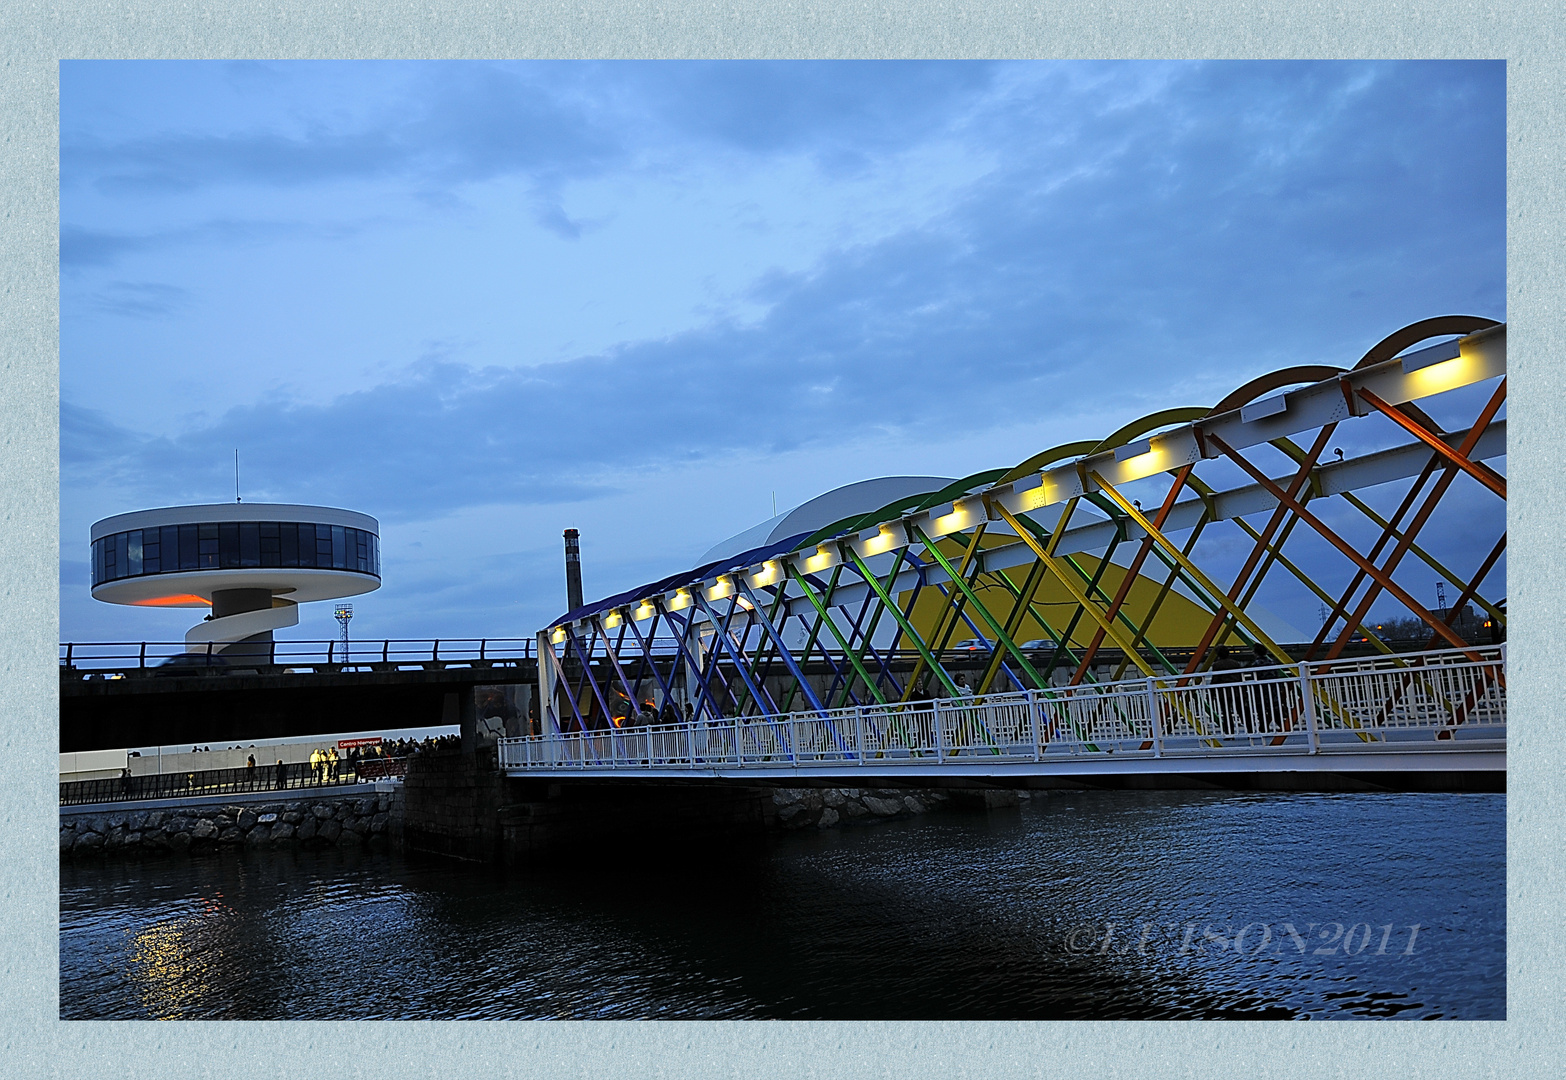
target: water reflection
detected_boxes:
[61,790,1504,1019]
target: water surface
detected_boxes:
[61,790,1504,1019]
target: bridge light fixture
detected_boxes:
[549,627,567,645]
[804,544,839,573]
[1113,438,1154,462]
[634,600,656,621]
[601,610,622,629]
[667,588,693,611]
[1400,337,1463,374]
[750,560,781,587]
[705,576,734,601]
[929,500,974,538]
[1239,394,1289,423]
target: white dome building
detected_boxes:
[90,503,380,656]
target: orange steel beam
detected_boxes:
[1357,383,1507,500]
[1321,379,1509,659]
[1183,425,1335,675]
[1305,455,1443,659]
[1070,464,1193,685]
[1204,432,1478,658]
[1424,534,1507,651]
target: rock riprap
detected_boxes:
[769,787,953,829]
[60,794,395,857]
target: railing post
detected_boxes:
[139,641,146,669]
[855,706,865,764]
[1299,663,1319,754]
[685,720,695,767]
[788,714,797,764]
[327,639,334,665]
[432,639,440,664]
[933,699,945,760]
[1146,678,1163,758]
[1028,690,1041,761]
[383,640,390,665]
[479,639,487,663]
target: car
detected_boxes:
[950,638,991,652]
[1020,638,1058,656]
[152,652,230,677]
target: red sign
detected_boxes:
[337,737,383,749]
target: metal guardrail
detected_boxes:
[500,645,1505,772]
[58,758,413,806]
[59,638,538,677]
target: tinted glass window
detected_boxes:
[219,523,240,568]
[127,530,143,576]
[239,522,260,567]
[180,524,199,569]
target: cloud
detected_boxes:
[85,281,192,318]
[60,218,363,270]
[62,61,1504,527]
[60,60,1506,640]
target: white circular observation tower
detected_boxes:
[90,503,380,656]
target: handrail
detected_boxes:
[501,645,1505,773]
[59,638,541,675]
[58,758,415,806]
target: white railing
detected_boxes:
[499,645,1505,772]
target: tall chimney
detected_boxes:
[563,528,584,611]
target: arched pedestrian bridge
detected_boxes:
[510,316,1508,786]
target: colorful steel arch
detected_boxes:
[530,317,1506,749]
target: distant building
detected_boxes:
[90,502,380,657]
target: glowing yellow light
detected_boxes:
[705,576,734,601]
[1402,349,1484,400]
[634,601,656,621]
[750,560,781,587]
[602,610,622,629]
[550,627,567,645]
[930,501,973,538]
[804,545,839,573]
[668,588,693,611]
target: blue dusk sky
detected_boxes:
[60,60,1506,646]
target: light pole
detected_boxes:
[334,604,353,665]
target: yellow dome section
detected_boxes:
[896,531,1217,655]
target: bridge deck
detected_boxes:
[501,647,1504,782]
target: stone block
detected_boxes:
[318,819,342,842]
[270,823,296,841]
[171,832,192,850]
[146,811,167,829]
[863,795,903,817]
[818,807,840,828]
[244,827,268,846]
[256,813,279,825]
[191,819,218,841]
[903,796,926,814]
[59,829,75,852]
[822,789,846,809]
[312,804,334,820]
[128,812,148,831]
[123,831,142,847]
[237,809,258,831]
[282,811,303,825]
[75,831,104,851]
[296,817,318,841]
[219,828,243,844]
